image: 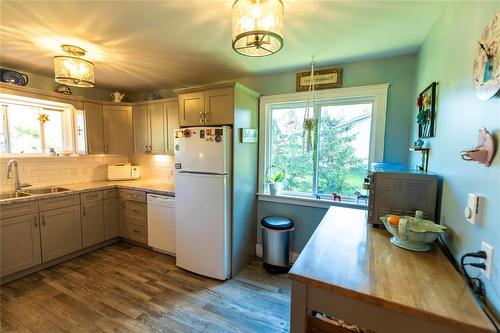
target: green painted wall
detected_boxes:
[409,3,500,315]
[2,66,113,101]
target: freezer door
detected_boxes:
[175,173,230,280]
[174,127,231,174]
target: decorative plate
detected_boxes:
[55,84,72,95]
[473,12,500,100]
[0,69,28,86]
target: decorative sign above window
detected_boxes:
[296,67,343,92]
[240,128,257,143]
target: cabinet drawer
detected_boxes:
[103,188,118,199]
[119,189,146,202]
[0,200,38,219]
[39,194,80,212]
[81,191,103,203]
[124,223,147,243]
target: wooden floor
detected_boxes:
[0,242,291,333]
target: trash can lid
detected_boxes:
[261,216,294,230]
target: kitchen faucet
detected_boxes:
[7,159,31,191]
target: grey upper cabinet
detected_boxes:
[40,205,82,262]
[165,101,179,153]
[81,200,105,247]
[103,197,119,240]
[204,88,234,125]
[0,213,41,277]
[103,105,133,154]
[149,103,166,154]
[179,92,204,126]
[84,102,105,154]
[177,87,234,127]
[133,100,178,155]
[133,104,149,154]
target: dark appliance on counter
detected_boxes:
[365,164,438,226]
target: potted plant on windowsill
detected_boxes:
[265,166,285,196]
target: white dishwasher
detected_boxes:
[147,194,175,255]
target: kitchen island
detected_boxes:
[289,207,496,333]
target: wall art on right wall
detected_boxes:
[417,81,438,138]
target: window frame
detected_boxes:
[0,93,76,155]
[258,83,389,204]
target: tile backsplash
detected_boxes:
[129,154,174,181]
[0,154,175,192]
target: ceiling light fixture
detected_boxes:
[232,0,284,57]
[53,44,95,87]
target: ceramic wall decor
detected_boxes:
[416,82,438,138]
[0,68,28,86]
[55,84,72,95]
[111,91,125,102]
[473,11,500,100]
[460,127,495,166]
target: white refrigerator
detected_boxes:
[174,126,232,280]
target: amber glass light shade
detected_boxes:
[232,0,284,57]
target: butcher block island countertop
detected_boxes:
[288,207,495,333]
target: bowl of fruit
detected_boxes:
[381,210,447,252]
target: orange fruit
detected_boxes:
[388,215,401,226]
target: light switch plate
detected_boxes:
[481,241,493,280]
[464,193,483,224]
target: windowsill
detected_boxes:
[257,192,368,210]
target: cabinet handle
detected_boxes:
[149,145,152,152]
[199,111,204,124]
[87,193,99,198]
[104,144,109,153]
[131,209,140,214]
[87,143,92,154]
[42,215,46,226]
[33,216,38,227]
[204,112,209,123]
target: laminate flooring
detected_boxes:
[0,242,291,333]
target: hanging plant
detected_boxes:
[303,59,317,153]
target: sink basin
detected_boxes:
[26,187,71,194]
[0,191,31,200]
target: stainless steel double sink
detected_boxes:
[0,187,71,200]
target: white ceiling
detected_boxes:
[0,1,444,92]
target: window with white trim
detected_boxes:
[259,84,389,204]
[0,95,75,155]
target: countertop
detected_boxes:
[289,206,496,333]
[0,179,175,206]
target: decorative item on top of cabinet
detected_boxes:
[473,12,500,100]
[460,127,495,166]
[111,91,125,102]
[55,84,72,95]
[0,68,28,86]
[416,82,438,138]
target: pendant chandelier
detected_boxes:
[232,0,284,57]
[53,45,95,87]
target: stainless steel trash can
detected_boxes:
[260,217,294,273]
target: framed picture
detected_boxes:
[417,82,438,138]
[240,128,257,143]
[296,67,343,92]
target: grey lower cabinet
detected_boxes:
[0,213,41,277]
[39,205,82,262]
[81,200,105,247]
[103,197,120,240]
[119,190,148,244]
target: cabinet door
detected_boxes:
[84,102,105,154]
[179,92,204,126]
[0,214,41,277]
[119,198,128,237]
[204,88,234,125]
[103,105,133,154]
[81,200,105,247]
[165,101,179,153]
[148,103,166,154]
[40,206,82,262]
[133,104,149,154]
[103,198,119,240]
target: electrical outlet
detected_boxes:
[481,241,494,280]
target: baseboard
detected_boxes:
[255,243,300,264]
